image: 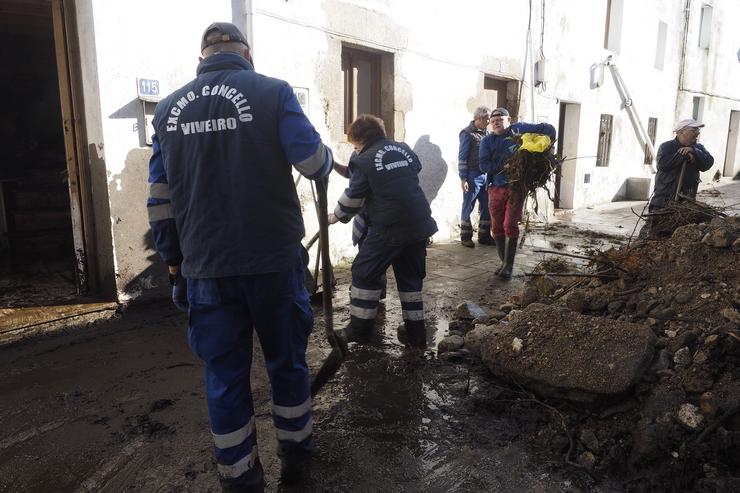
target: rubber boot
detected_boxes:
[477,226,494,246]
[341,318,373,344]
[404,320,426,348]
[220,460,265,493]
[493,236,505,275]
[460,223,474,248]
[278,447,312,486]
[498,237,518,280]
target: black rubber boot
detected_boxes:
[498,237,518,280]
[404,320,426,348]
[278,448,312,486]
[477,226,494,245]
[341,318,373,344]
[493,236,506,275]
[460,223,474,248]
[219,460,265,493]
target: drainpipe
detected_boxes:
[678,0,691,91]
[529,24,536,120]
[676,0,691,115]
[232,0,254,53]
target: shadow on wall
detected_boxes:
[413,135,447,204]
[111,148,170,301]
[122,231,169,301]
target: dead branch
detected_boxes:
[525,273,618,279]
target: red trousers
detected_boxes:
[487,186,524,238]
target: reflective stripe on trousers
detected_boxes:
[187,260,314,483]
[350,229,427,328]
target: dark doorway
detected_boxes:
[483,76,519,118]
[0,0,77,309]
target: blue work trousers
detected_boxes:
[349,229,426,335]
[187,262,314,486]
[460,172,490,238]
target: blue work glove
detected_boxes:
[169,271,188,312]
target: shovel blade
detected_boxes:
[310,332,348,397]
[310,348,344,397]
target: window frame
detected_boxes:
[644,117,658,165]
[596,114,614,167]
[604,0,624,53]
[342,47,382,133]
[698,4,713,49]
[655,21,668,70]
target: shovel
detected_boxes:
[310,176,348,397]
[674,161,687,201]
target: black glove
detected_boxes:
[169,271,188,312]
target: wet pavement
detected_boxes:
[0,179,737,492]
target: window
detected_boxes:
[692,96,704,121]
[644,117,658,164]
[655,21,667,70]
[483,76,519,117]
[483,76,508,110]
[604,0,624,53]
[698,4,713,49]
[342,47,381,132]
[596,114,613,167]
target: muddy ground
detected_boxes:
[6,179,740,492]
[0,221,635,492]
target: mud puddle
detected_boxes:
[307,258,621,492]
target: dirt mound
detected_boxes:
[453,214,740,490]
[474,304,656,403]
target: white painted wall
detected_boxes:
[678,0,740,183]
[75,0,740,295]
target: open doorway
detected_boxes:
[555,102,581,209]
[0,0,92,311]
[724,110,740,178]
[483,75,519,118]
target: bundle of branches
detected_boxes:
[503,135,561,213]
[646,196,726,238]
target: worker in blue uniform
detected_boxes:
[329,114,438,347]
[479,107,556,279]
[147,22,333,492]
[458,106,493,248]
[332,159,387,299]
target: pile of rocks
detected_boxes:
[438,215,740,490]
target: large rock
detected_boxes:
[438,335,465,354]
[671,224,704,242]
[701,219,736,248]
[702,228,733,248]
[454,301,488,320]
[464,324,505,356]
[476,304,656,403]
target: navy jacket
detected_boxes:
[458,122,487,178]
[334,137,438,244]
[479,122,556,187]
[147,53,332,278]
[649,138,713,210]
